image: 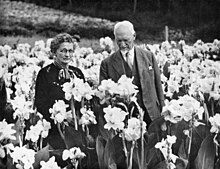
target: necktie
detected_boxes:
[54,61,70,79]
[126,52,132,69]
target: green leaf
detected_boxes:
[6,154,18,169]
[33,145,50,169]
[178,139,187,160]
[64,126,85,148]
[148,116,165,135]
[104,138,116,169]
[151,160,168,169]
[11,119,22,146]
[172,120,188,155]
[148,117,167,144]
[132,133,158,169]
[96,136,106,169]
[215,158,220,169]
[190,124,210,161]
[146,147,164,169]
[145,132,160,149]
[99,126,111,141]
[195,134,215,169]
[175,158,188,169]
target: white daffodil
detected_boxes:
[25,119,51,142]
[0,120,16,141]
[103,105,128,131]
[40,156,60,169]
[124,117,146,141]
[209,114,220,134]
[49,100,71,124]
[62,147,86,161]
[155,135,178,168]
[10,146,35,169]
[79,107,97,126]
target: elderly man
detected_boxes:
[99,20,165,125]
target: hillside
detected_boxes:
[0,0,219,43]
[0,0,115,38]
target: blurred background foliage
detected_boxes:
[0,0,220,44]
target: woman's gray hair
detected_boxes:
[114,20,135,35]
[50,33,75,54]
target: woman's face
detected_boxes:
[54,42,74,66]
[0,57,8,78]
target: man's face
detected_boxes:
[55,42,74,65]
[0,57,8,78]
[115,26,135,53]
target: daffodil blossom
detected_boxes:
[161,100,183,123]
[0,143,14,158]
[0,56,8,78]
[115,75,138,97]
[62,147,86,161]
[162,95,204,126]
[0,120,16,141]
[63,77,94,102]
[25,124,43,143]
[49,100,72,124]
[98,78,118,95]
[178,95,204,122]
[100,36,114,52]
[103,105,128,131]
[62,78,74,100]
[155,135,178,169]
[11,95,34,120]
[25,119,51,142]
[124,117,146,141]
[10,146,36,169]
[79,107,97,126]
[209,114,220,134]
[41,119,51,138]
[40,156,61,169]
[97,75,138,105]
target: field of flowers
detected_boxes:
[0,37,220,169]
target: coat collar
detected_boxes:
[112,50,125,76]
[111,47,151,79]
[135,47,151,73]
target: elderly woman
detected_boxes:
[34,33,84,150]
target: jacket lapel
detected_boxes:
[112,50,125,77]
[135,47,150,77]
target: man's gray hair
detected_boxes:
[114,20,135,35]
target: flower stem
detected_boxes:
[210,98,214,117]
[122,132,128,168]
[128,141,135,169]
[140,116,144,169]
[18,135,22,147]
[86,125,89,136]
[165,159,170,169]
[187,127,192,158]
[71,97,78,130]
[19,117,25,147]
[40,136,43,150]
[57,123,68,149]
[75,160,79,169]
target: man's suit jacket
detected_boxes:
[99,46,165,120]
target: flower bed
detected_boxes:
[0,37,220,169]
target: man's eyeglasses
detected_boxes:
[58,49,74,54]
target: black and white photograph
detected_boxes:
[0,0,220,168]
